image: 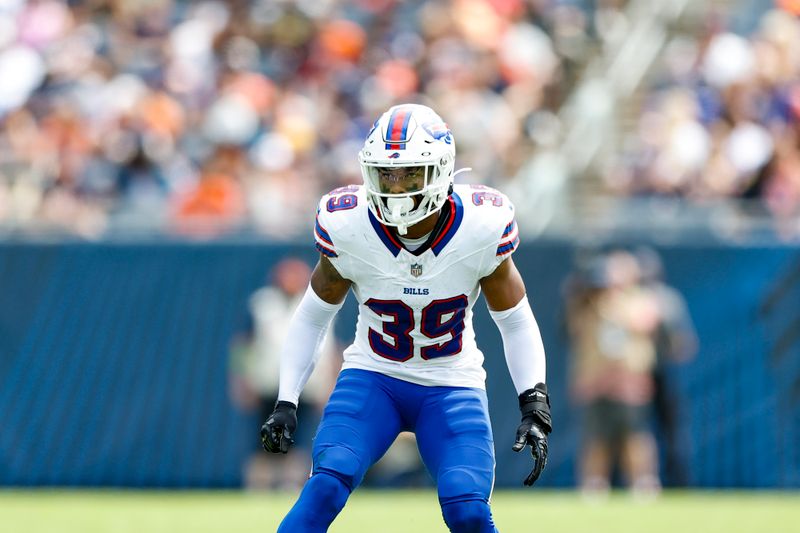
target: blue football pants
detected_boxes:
[278,368,498,532]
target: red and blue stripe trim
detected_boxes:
[431,192,464,256]
[315,216,334,246]
[496,236,519,256]
[496,217,519,256]
[502,220,516,238]
[314,213,337,257]
[367,191,464,257]
[315,242,338,258]
[368,210,403,257]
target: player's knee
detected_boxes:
[438,467,491,502]
[438,467,495,532]
[305,472,350,519]
[313,445,364,491]
[307,470,349,503]
[440,499,494,533]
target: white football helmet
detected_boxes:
[358,104,457,235]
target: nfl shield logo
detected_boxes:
[410,263,423,277]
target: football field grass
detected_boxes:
[1,489,798,533]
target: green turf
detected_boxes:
[1,490,798,533]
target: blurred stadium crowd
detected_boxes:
[607,1,800,230]
[0,0,796,238]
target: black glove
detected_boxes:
[512,383,552,486]
[261,401,297,454]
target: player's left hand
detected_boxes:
[261,401,297,454]
[513,420,548,486]
[512,383,552,486]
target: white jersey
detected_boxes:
[314,183,520,390]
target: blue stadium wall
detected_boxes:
[0,240,798,489]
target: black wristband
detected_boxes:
[275,400,297,411]
[518,383,552,434]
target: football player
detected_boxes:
[262,104,551,532]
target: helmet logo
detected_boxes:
[388,152,401,159]
[420,117,451,143]
[410,263,423,277]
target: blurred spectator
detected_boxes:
[0,0,585,238]
[229,257,339,490]
[635,246,698,487]
[2,0,798,240]
[607,5,800,235]
[565,249,662,498]
[171,145,247,237]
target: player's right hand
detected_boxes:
[261,401,297,454]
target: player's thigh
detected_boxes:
[414,387,495,502]
[312,369,403,489]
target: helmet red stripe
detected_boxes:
[387,108,410,142]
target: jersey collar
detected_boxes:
[430,192,463,256]
[368,209,403,257]
[368,191,464,257]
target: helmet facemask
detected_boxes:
[361,155,452,235]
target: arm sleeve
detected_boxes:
[277,285,344,405]
[489,295,546,394]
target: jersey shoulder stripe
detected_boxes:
[315,242,338,258]
[496,235,519,256]
[496,218,519,256]
[315,213,334,246]
[314,211,338,257]
[502,220,516,238]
